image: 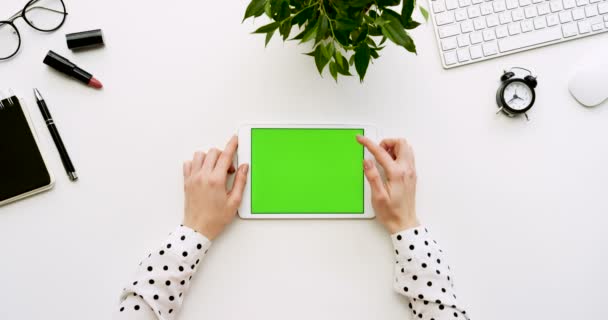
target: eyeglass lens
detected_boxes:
[24,0,66,31]
[0,23,19,59]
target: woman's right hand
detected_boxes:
[356,136,420,234]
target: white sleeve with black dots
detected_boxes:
[114,225,212,320]
[392,226,469,320]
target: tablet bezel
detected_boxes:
[237,124,376,219]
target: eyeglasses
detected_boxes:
[0,0,67,61]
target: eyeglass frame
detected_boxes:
[0,0,68,60]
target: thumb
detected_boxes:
[228,164,249,209]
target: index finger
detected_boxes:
[356,135,394,169]
[215,135,238,173]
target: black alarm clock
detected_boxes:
[496,67,538,120]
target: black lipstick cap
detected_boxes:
[66,29,105,50]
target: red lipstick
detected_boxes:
[43,51,103,89]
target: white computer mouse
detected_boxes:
[568,62,608,107]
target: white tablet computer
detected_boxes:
[237,124,376,219]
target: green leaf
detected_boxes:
[353,24,369,44]
[336,55,351,75]
[401,0,416,23]
[279,18,292,40]
[376,0,401,6]
[420,6,429,21]
[314,43,330,75]
[381,12,417,53]
[301,18,319,43]
[354,44,370,82]
[335,50,344,68]
[253,22,279,34]
[292,6,314,26]
[370,49,379,59]
[243,0,267,21]
[325,41,335,60]
[265,30,275,47]
[329,62,338,82]
[403,20,421,29]
[315,15,329,44]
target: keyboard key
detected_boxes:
[563,0,576,9]
[439,24,461,37]
[525,6,538,18]
[436,11,456,25]
[534,16,547,28]
[512,8,525,20]
[498,26,562,51]
[519,0,532,6]
[457,48,471,61]
[592,22,604,30]
[589,0,601,3]
[487,14,500,26]
[472,0,483,4]
[550,0,564,12]
[559,11,573,22]
[547,14,560,26]
[538,3,551,15]
[575,0,588,6]
[562,21,579,36]
[506,0,519,9]
[468,6,481,17]
[605,15,608,21]
[493,0,507,12]
[433,1,446,12]
[470,45,483,58]
[481,3,493,15]
[578,20,591,33]
[522,19,535,31]
[446,0,459,9]
[599,2,608,14]
[457,34,471,46]
[482,41,498,55]
[474,17,487,29]
[483,29,496,40]
[499,11,512,24]
[585,4,599,17]
[572,8,585,20]
[508,22,522,34]
[496,25,510,37]
[532,0,543,3]
[444,51,458,65]
[459,0,472,7]
[456,9,469,21]
[470,31,484,43]
[461,20,475,32]
[442,36,458,50]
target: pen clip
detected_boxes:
[7,89,15,105]
[0,89,6,109]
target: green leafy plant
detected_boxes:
[243,0,428,82]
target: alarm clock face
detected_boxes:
[502,80,534,111]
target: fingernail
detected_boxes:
[363,159,370,170]
[243,164,249,173]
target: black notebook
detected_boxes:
[0,95,54,206]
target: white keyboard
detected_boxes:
[430,0,608,68]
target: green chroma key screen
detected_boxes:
[251,128,365,214]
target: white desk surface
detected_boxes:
[1,1,607,319]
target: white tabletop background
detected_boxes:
[1,0,607,319]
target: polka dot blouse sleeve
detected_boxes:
[114,225,211,320]
[392,226,469,320]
